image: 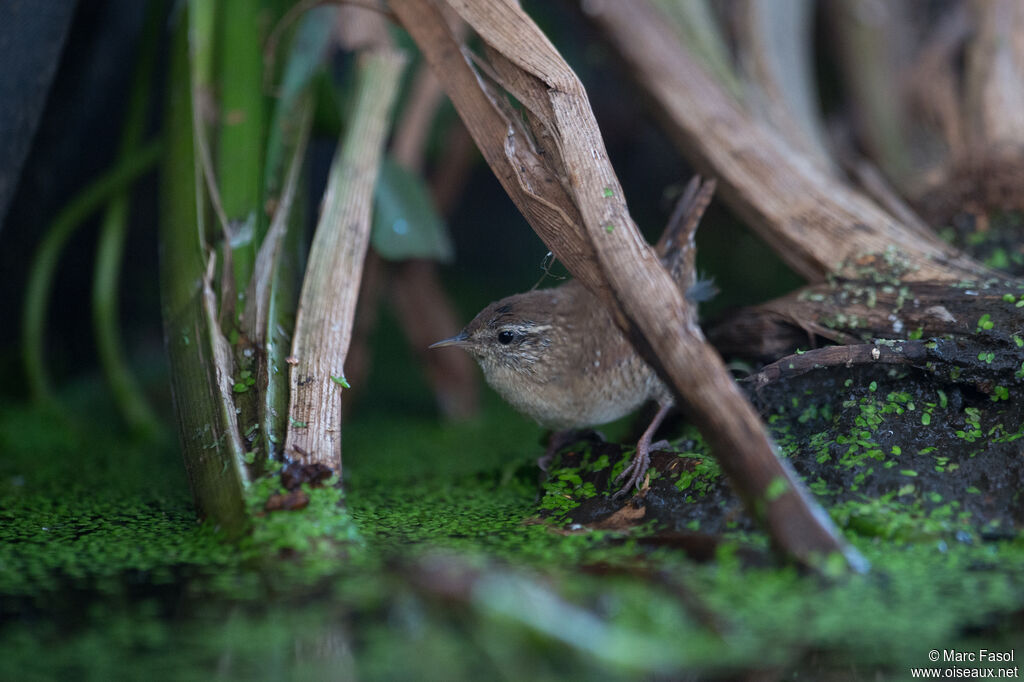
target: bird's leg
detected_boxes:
[614,401,673,497]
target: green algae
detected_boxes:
[767,376,1024,540]
[3,351,1024,680]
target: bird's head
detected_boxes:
[429,291,561,379]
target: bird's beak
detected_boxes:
[428,331,470,349]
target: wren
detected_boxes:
[431,278,686,495]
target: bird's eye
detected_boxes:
[497,330,516,345]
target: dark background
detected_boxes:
[0,0,799,405]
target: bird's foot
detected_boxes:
[613,448,651,499]
[612,402,673,499]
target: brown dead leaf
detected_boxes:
[587,500,647,531]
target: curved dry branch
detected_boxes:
[733,0,833,172]
[582,0,991,285]
[391,0,865,571]
[965,0,1024,156]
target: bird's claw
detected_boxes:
[612,450,650,499]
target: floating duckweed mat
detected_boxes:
[1,362,1023,680]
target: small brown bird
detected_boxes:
[432,177,716,495]
[431,278,698,495]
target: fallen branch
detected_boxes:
[582,0,991,284]
[745,343,929,389]
[709,278,1024,363]
[391,0,865,571]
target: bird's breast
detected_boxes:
[479,355,661,430]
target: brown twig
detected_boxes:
[745,342,928,391]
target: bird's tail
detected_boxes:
[685,277,718,303]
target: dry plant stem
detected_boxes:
[337,0,478,419]
[429,122,477,214]
[965,0,1024,155]
[732,0,833,171]
[827,0,916,185]
[583,0,988,284]
[911,6,971,161]
[336,2,392,48]
[331,4,400,413]
[244,100,314,456]
[161,16,247,534]
[244,102,313,346]
[284,49,405,469]
[168,252,250,531]
[845,159,934,242]
[390,0,602,297]
[392,0,863,570]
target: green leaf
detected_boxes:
[371,157,454,262]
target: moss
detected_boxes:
[943,209,1024,278]
[670,447,721,499]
